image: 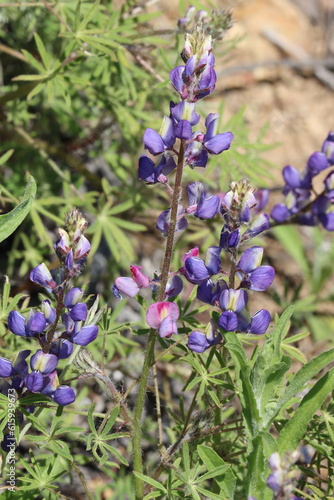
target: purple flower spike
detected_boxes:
[0,357,13,377]
[114,277,140,298]
[248,309,271,334]
[71,325,98,346]
[218,311,238,331]
[53,385,76,406]
[219,289,248,313]
[30,263,57,289]
[30,350,58,375]
[25,371,44,393]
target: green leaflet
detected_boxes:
[277,366,334,455]
[0,176,36,243]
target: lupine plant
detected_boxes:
[1,5,334,500]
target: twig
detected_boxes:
[40,0,72,32]
[153,363,165,454]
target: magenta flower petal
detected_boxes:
[71,325,98,346]
[130,266,150,288]
[53,385,76,406]
[146,302,179,329]
[114,277,140,298]
[8,310,26,336]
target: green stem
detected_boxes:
[132,140,187,500]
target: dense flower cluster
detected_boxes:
[271,132,334,230]
[0,209,98,418]
[114,17,275,354]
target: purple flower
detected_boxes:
[197,279,227,305]
[200,113,233,155]
[138,155,176,184]
[237,246,275,291]
[144,116,175,155]
[73,235,91,260]
[113,277,140,298]
[49,339,73,359]
[71,325,98,346]
[25,371,43,393]
[165,275,183,298]
[312,195,334,231]
[218,310,238,331]
[219,289,248,313]
[30,350,58,375]
[307,151,329,175]
[322,131,334,165]
[170,101,200,126]
[185,182,220,219]
[187,322,222,353]
[0,357,13,377]
[65,288,87,321]
[30,263,57,289]
[242,213,270,240]
[237,309,271,334]
[53,385,76,406]
[219,227,240,249]
[8,310,46,337]
[41,300,56,324]
[156,205,188,235]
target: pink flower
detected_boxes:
[146,302,180,338]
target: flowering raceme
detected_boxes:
[1,209,98,414]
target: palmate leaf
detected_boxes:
[0,176,36,243]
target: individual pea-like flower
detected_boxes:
[180,246,221,285]
[237,246,275,291]
[138,155,176,184]
[41,300,57,324]
[197,279,227,305]
[218,289,248,332]
[144,116,175,155]
[185,182,220,219]
[237,308,271,335]
[146,302,179,338]
[195,113,234,156]
[30,263,57,289]
[156,205,188,235]
[62,313,98,346]
[322,131,334,165]
[64,287,88,321]
[187,321,222,353]
[113,265,150,298]
[8,309,46,338]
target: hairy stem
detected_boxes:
[132,140,187,500]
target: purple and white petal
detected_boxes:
[0,357,13,377]
[219,289,248,313]
[71,325,98,346]
[30,350,58,375]
[146,302,179,329]
[249,266,275,291]
[26,311,47,336]
[114,277,140,298]
[307,151,329,174]
[158,316,178,338]
[73,235,91,260]
[248,309,271,334]
[30,263,56,289]
[25,371,43,393]
[7,310,26,336]
[322,131,334,165]
[69,303,88,322]
[238,247,263,273]
[65,287,84,307]
[41,300,57,324]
